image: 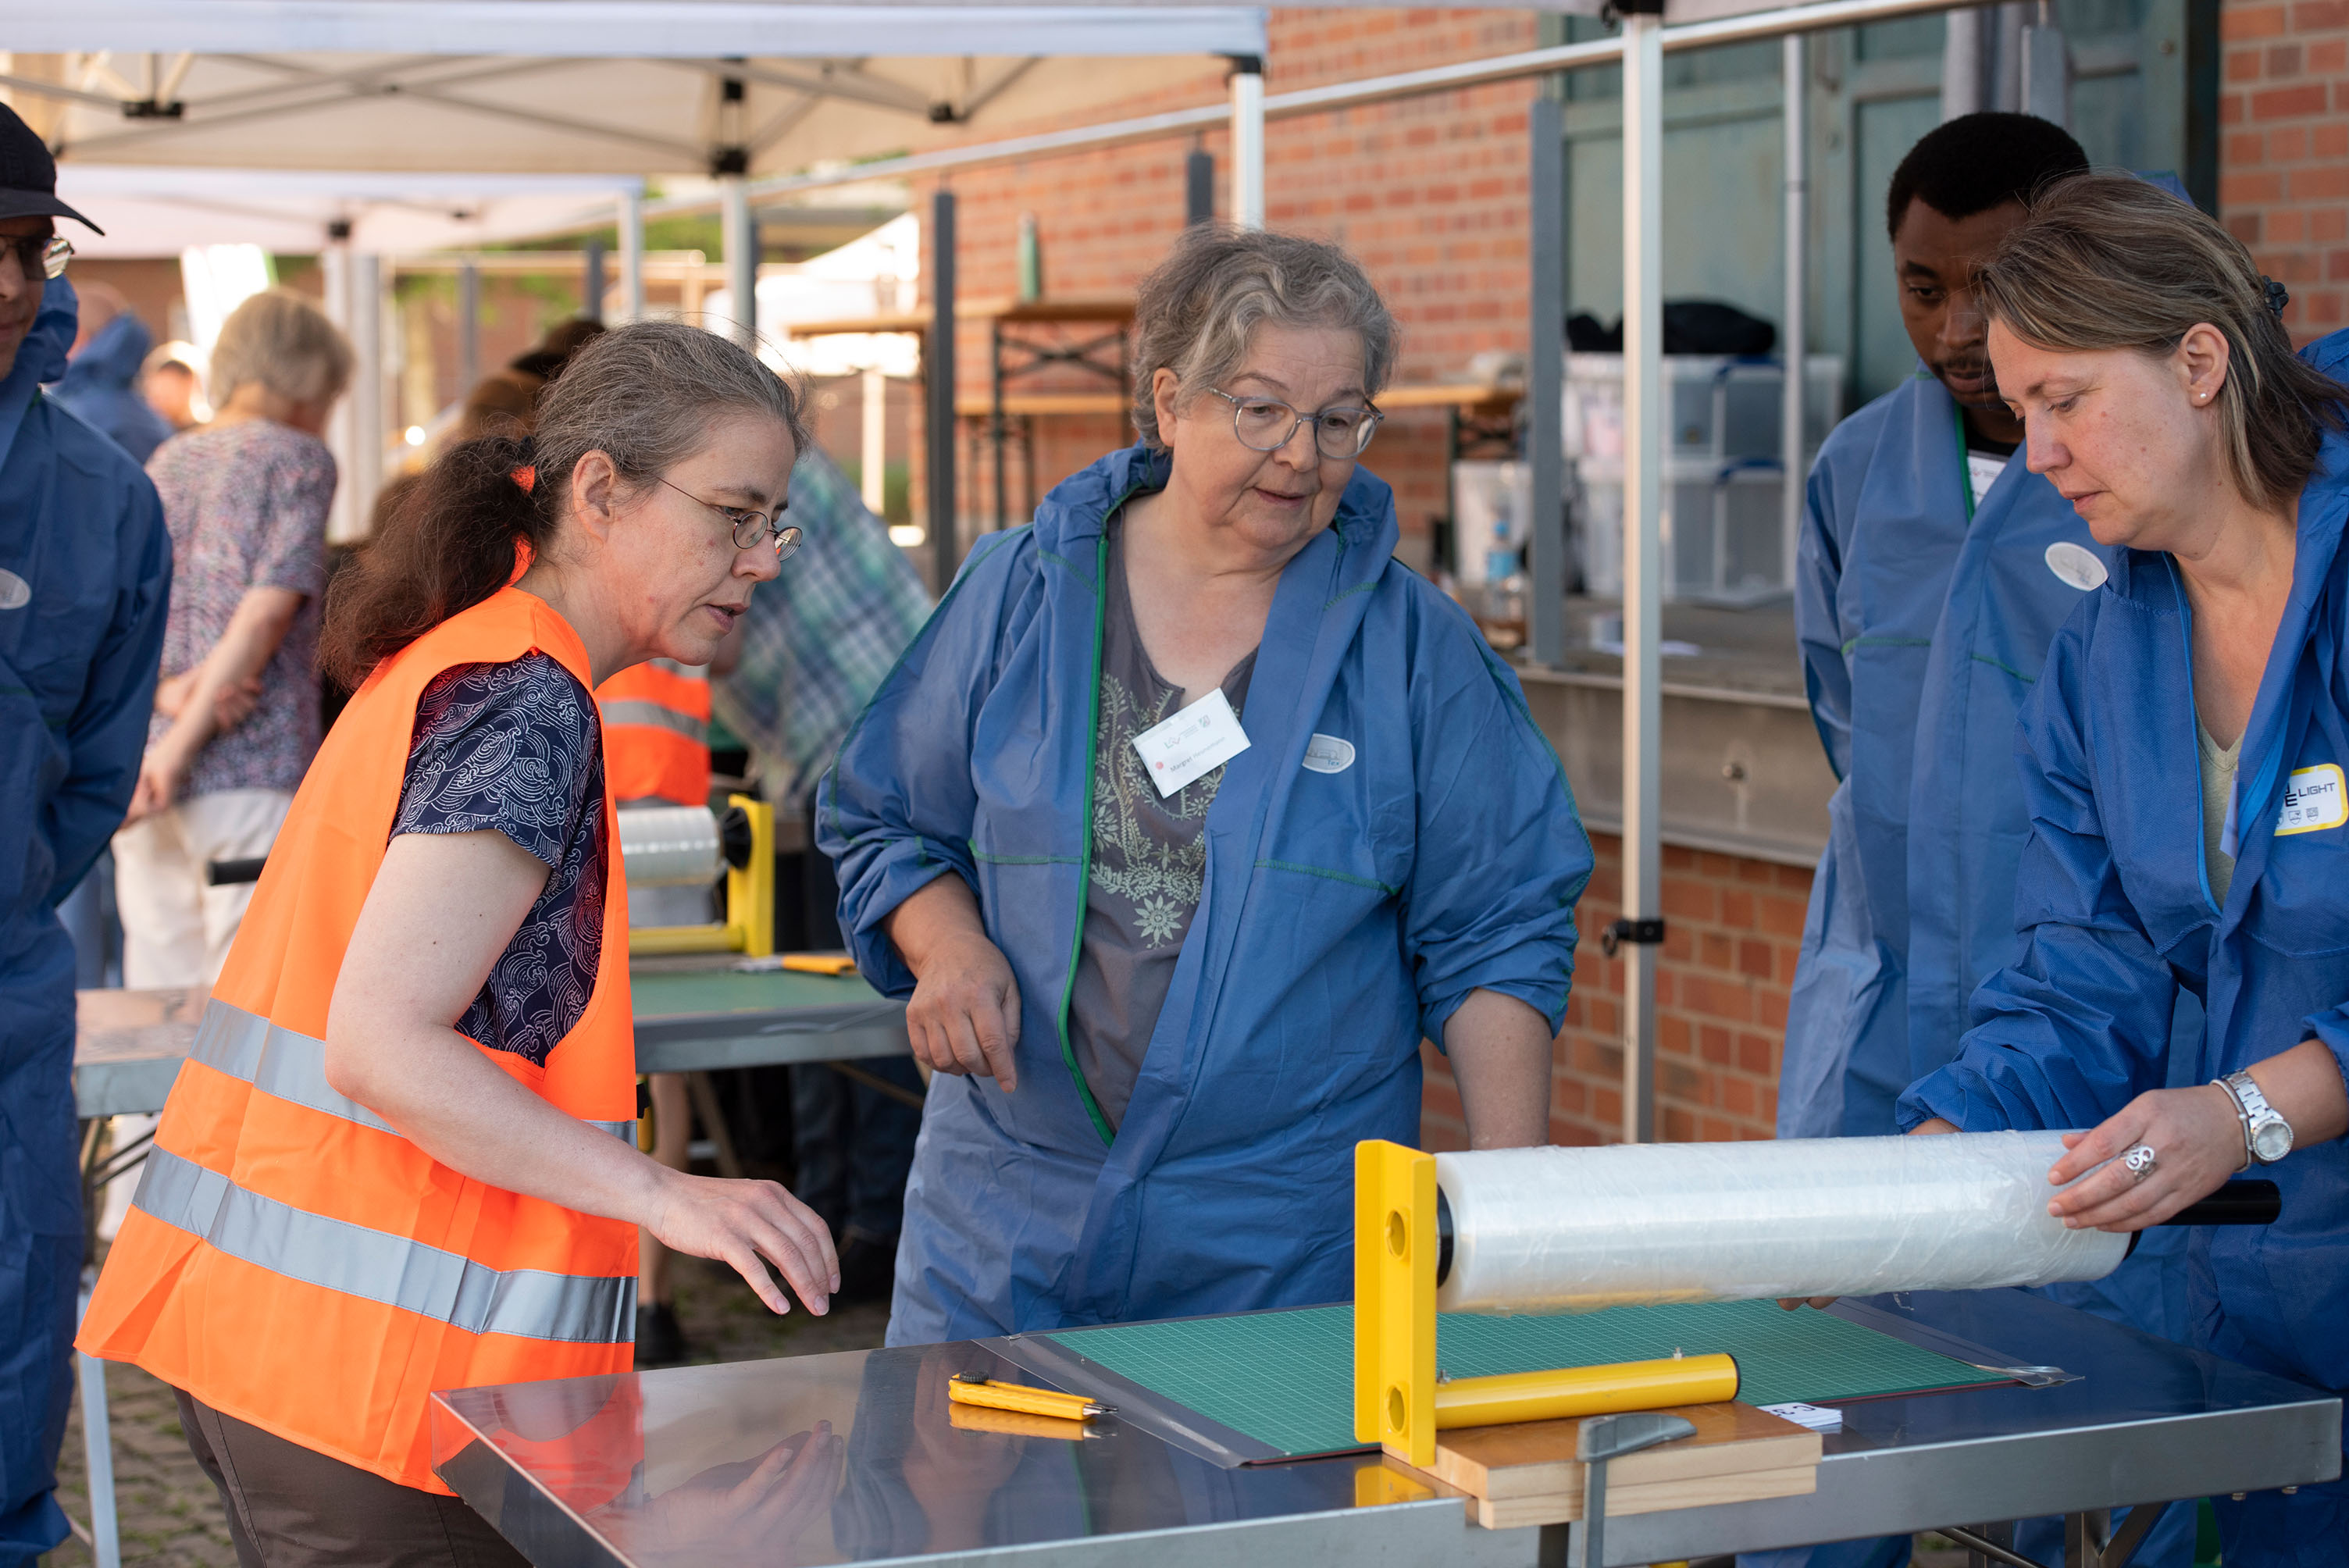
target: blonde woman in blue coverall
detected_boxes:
[1766,117,2199,1568]
[1902,173,2349,1568]
[819,226,1593,1345]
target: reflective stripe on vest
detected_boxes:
[597,699,708,743]
[131,1147,635,1344]
[190,997,639,1145]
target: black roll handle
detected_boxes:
[205,856,269,886]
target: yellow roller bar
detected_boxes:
[1431,1352,1739,1429]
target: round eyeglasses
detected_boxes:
[1207,387,1383,460]
[1,236,73,282]
[658,475,803,560]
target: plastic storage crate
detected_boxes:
[1565,353,1843,604]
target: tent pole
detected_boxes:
[1527,91,1565,668]
[720,174,756,348]
[1620,2,1664,1146]
[457,258,480,394]
[927,187,959,590]
[1229,55,1265,229]
[1780,34,1807,604]
[617,190,646,323]
[862,367,888,516]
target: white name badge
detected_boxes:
[2044,540,2108,592]
[2276,763,2348,836]
[1132,687,1251,798]
[1302,732,1356,774]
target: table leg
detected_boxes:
[77,1292,122,1568]
[685,1071,744,1178]
[2066,1502,2168,1568]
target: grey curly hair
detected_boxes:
[1129,225,1398,448]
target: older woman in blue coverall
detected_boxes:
[820,225,1592,1345]
[1898,173,2349,1566]
[0,112,171,1563]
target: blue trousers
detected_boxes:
[1,942,83,1566]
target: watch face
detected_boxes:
[2253,1119,2294,1162]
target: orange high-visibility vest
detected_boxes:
[596,657,711,807]
[79,587,637,1495]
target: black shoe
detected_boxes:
[836,1231,899,1306]
[636,1302,687,1367]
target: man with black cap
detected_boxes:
[0,102,170,1566]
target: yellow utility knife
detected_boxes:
[947,1374,1112,1421]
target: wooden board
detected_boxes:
[1405,1402,1820,1528]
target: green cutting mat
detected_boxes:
[1041,1299,2012,1459]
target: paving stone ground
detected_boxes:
[44,1256,890,1567]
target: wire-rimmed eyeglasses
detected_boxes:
[658,476,803,560]
[1,236,73,282]
[1206,387,1383,460]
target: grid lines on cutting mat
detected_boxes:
[1041,1299,2010,1459]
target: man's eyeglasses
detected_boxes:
[658,476,802,560]
[1207,387,1383,460]
[1,236,73,282]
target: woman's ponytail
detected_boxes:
[319,432,553,690]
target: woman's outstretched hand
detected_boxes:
[886,875,1021,1092]
[644,1167,840,1316]
[2044,1086,2244,1233]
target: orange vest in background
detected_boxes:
[596,657,711,807]
[79,587,638,1495]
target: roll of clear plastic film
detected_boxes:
[615,805,723,888]
[1434,1132,2128,1314]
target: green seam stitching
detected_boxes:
[1839,635,1934,656]
[1057,502,1141,1149]
[971,849,1080,865]
[1038,548,1087,576]
[1254,858,1402,897]
[1970,652,2035,684]
[1324,580,1376,611]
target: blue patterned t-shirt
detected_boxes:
[391,652,607,1067]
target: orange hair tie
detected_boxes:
[512,465,536,494]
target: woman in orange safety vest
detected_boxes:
[79,321,836,1568]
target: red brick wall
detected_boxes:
[919,7,1545,561]
[1420,832,1812,1153]
[2220,0,2349,338]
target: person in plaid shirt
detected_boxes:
[714,442,932,1300]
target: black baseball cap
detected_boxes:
[0,102,102,233]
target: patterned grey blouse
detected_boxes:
[390,652,608,1067]
[1065,518,1256,1132]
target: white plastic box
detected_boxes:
[1565,353,1844,604]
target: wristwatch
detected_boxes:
[2215,1070,2294,1167]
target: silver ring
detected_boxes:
[2123,1144,2158,1182]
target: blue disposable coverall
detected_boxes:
[1770,367,2192,1568]
[0,278,170,1563]
[820,443,1592,1345]
[1902,402,2349,1567]
[50,308,170,465]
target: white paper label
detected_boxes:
[1759,1402,1844,1433]
[2276,763,2347,836]
[1132,687,1251,798]
[1302,732,1356,774]
[2044,540,2109,592]
[0,568,27,611]
[1966,451,2009,507]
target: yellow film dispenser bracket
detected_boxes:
[628,794,775,959]
[1353,1139,1742,1472]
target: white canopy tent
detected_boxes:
[9,0,1984,1162]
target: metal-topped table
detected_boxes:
[429,1288,2341,1568]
